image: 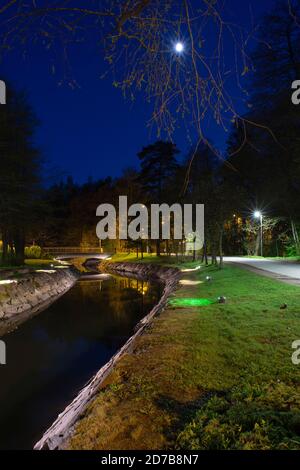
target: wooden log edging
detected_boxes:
[34,262,181,450]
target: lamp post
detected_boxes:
[254,211,263,257]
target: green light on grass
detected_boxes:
[169,298,213,307]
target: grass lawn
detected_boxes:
[0,259,53,268]
[108,252,202,269]
[25,259,54,267]
[68,262,300,450]
[0,259,54,274]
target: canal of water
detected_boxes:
[0,274,162,449]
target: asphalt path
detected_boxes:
[224,257,300,285]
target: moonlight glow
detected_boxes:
[175,42,184,53]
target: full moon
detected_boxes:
[175,42,184,53]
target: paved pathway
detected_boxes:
[224,257,300,285]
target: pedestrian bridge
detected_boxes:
[42,247,112,260]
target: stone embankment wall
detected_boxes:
[102,261,179,282]
[0,268,78,336]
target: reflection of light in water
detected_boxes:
[140,285,148,295]
[0,271,162,450]
[124,279,149,296]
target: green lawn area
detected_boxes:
[0,259,54,275]
[109,252,202,269]
[25,259,54,267]
[68,262,300,450]
[109,252,173,263]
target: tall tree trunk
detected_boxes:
[219,228,224,269]
[211,244,217,265]
[291,219,300,255]
[192,236,196,261]
[255,232,260,256]
[1,231,9,265]
[13,229,25,266]
[156,239,161,257]
[210,228,218,266]
[166,239,170,256]
[204,241,208,265]
[201,240,208,265]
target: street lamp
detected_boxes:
[254,210,263,257]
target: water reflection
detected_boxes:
[0,275,162,449]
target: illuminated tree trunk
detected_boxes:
[254,232,260,256]
[192,236,196,262]
[156,239,161,257]
[219,228,224,269]
[201,240,208,265]
[13,229,25,266]
[1,231,9,265]
[291,219,300,255]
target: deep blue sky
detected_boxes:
[0,0,276,184]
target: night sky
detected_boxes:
[1,0,276,184]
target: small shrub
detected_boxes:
[176,383,300,450]
[285,241,300,257]
[24,245,42,259]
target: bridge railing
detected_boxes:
[42,247,103,254]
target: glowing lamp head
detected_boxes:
[254,211,262,219]
[175,42,184,53]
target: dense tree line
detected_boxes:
[226,0,300,255]
[1,1,300,265]
[38,1,300,262]
[0,86,42,265]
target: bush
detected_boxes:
[24,245,42,259]
[176,383,300,450]
[285,242,300,257]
